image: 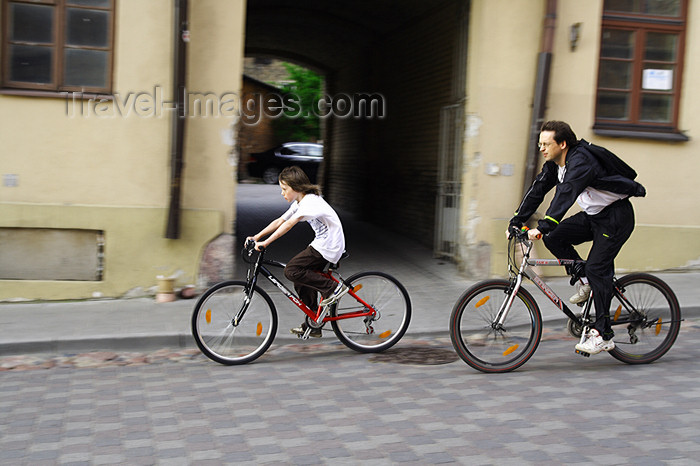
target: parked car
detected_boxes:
[247,142,323,184]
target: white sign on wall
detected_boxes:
[642,69,673,91]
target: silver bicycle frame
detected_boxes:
[497,239,589,327]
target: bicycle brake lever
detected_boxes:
[507,225,521,240]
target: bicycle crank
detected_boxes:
[566,313,586,338]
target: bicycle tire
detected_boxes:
[450,279,542,373]
[331,271,411,353]
[608,273,681,365]
[191,280,278,365]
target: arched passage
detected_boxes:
[245,0,468,255]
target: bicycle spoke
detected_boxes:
[192,281,278,365]
[608,274,680,364]
[449,280,542,373]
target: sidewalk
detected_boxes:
[2,184,698,355]
[2,271,698,356]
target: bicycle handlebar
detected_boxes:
[242,239,263,264]
[508,225,542,242]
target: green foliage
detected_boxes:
[273,63,322,142]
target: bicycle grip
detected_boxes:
[520,226,542,240]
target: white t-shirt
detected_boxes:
[281,194,345,264]
[558,165,627,215]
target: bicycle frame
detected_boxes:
[503,238,591,327]
[244,246,377,326]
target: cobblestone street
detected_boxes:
[2,321,700,465]
[3,184,700,464]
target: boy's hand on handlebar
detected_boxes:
[244,236,267,251]
[243,237,266,253]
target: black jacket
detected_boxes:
[511,140,646,234]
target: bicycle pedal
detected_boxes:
[575,349,591,358]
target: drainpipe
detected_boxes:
[523,0,557,193]
[165,0,189,239]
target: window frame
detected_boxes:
[1,0,115,96]
[593,0,689,141]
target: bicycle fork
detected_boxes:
[233,267,260,327]
[494,275,524,330]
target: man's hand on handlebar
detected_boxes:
[527,228,542,241]
[506,225,542,241]
[506,225,523,240]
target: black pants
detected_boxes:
[543,199,635,340]
[284,246,336,310]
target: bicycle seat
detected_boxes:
[327,251,349,271]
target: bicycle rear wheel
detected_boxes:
[608,273,681,365]
[191,280,278,365]
[331,271,411,353]
[450,279,542,373]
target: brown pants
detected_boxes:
[284,246,336,309]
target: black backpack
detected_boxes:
[578,139,638,180]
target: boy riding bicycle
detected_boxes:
[508,121,646,355]
[248,166,348,338]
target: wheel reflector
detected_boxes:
[655,318,662,335]
[503,344,519,356]
[257,322,263,336]
[475,296,490,308]
[353,284,363,292]
[613,305,621,321]
[206,309,211,324]
[379,330,391,338]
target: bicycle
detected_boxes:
[449,226,682,373]
[192,240,412,365]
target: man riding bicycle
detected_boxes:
[508,120,646,355]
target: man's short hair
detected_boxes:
[541,120,577,148]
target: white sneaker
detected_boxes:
[575,329,615,355]
[290,324,321,338]
[569,284,591,304]
[319,283,349,306]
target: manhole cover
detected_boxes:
[369,346,459,365]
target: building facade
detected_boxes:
[1,0,698,301]
[1,0,246,299]
[462,0,699,276]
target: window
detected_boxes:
[594,0,688,140]
[1,0,114,95]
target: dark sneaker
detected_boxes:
[290,324,322,338]
[319,283,349,307]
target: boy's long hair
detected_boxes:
[279,166,321,195]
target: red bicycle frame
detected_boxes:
[254,257,376,324]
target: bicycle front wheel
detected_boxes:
[450,280,542,373]
[191,280,278,365]
[331,271,411,353]
[608,273,681,365]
